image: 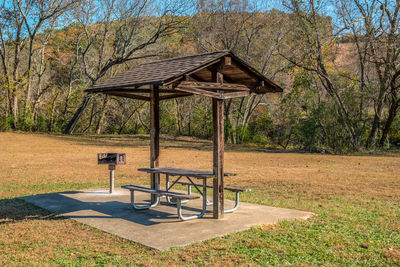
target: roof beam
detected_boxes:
[175,82,260,100]
[189,73,207,82]
[221,91,258,99]
[159,93,193,101]
[163,59,223,86]
[175,86,223,99]
[222,74,236,83]
[176,81,251,91]
[230,58,263,83]
[230,57,282,92]
[105,91,150,101]
[205,66,236,83]
[88,88,176,93]
[123,88,177,93]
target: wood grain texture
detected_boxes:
[177,81,251,91]
[150,85,160,202]
[212,62,225,219]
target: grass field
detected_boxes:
[0,132,399,265]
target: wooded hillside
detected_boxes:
[1,0,399,153]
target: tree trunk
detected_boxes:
[366,93,385,148]
[10,89,19,129]
[379,98,399,147]
[175,99,181,135]
[234,98,245,144]
[48,91,60,132]
[24,38,34,114]
[63,94,93,134]
[95,94,109,134]
[82,100,97,133]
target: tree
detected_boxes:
[280,0,369,150]
[191,1,287,143]
[17,0,78,114]
[0,0,77,127]
[64,0,189,134]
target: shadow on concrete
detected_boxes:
[20,190,210,227]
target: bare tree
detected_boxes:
[64,0,188,134]
[190,0,286,143]
[280,0,364,150]
[0,0,28,123]
[377,0,400,146]
[336,0,400,148]
[17,0,78,114]
[0,0,77,128]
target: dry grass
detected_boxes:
[0,132,399,265]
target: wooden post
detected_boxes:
[150,84,160,203]
[212,62,224,219]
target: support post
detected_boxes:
[109,164,115,194]
[213,99,224,218]
[212,62,224,219]
[150,84,160,203]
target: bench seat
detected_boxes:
[173,180,251,213]
[174,180,251,193]
[122,185,199,200]
[121,185,202,221]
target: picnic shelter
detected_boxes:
[85,50,283,219]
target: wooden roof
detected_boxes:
[86,51,283,101]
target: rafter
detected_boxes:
[221,91,257,99]
[105,91,150,101]
[175,86,223,99]
[189,73,207,82]
[176,81,251,91]
[160,93,193,101]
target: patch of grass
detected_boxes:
[0,132,399,265]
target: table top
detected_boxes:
[138,167,236,179]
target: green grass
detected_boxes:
[2,186,398,266]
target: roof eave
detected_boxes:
[85,50,283,94]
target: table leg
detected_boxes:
[165,174,173,204]
[176,177,207,220]
[130,190,159,210]
[166,174,189,205]
[166,174,174,204]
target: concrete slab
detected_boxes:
[21,189,312,250]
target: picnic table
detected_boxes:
[122,167,250,221]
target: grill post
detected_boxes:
[98,153,126,194]
[109,165,115,194]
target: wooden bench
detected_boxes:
[174,180,251,213]
[121,185,203,220]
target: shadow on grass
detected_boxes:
[0,198,63,224]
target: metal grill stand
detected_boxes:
[108,165,115,194]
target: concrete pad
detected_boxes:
[21,189,312,250]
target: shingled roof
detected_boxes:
[87,51,282,93]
